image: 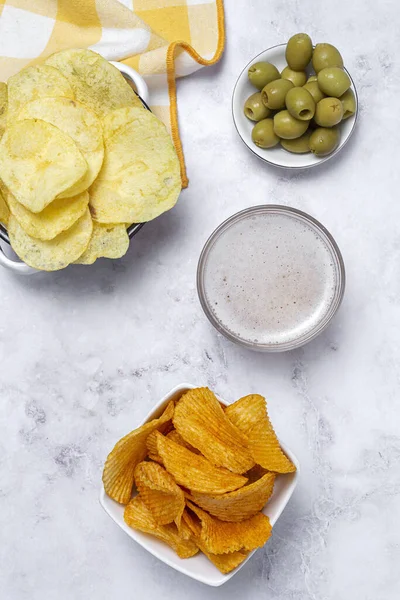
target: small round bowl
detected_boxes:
[197,205,346,352]
[232,44,358,169]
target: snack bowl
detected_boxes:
[232,43,358,169]
[100,383,299,587]
[0,62,149,275]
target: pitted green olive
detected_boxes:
[285,87,315,121]
[244,92,271,121]
[309,127,340,155]
[314,97,343,127]
[285,33,313,71]
[273,110,309,139]
[261,79,293,110]
[248,62,281,90]
[312,43,344,73]
[318,67,351,97]
[252,118,280,148]
[281,66,307,87]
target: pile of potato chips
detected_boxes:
[0,49,181,270]
[102,388,296,574]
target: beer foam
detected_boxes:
[203,211,338,346]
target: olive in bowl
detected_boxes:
[244,92,272,121]
[314,97,343,127]
[248,62,281,90]
[262,79,293,110]
[285,87,315,121]
[273,110,309,139]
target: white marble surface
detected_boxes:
[1,1,400,598]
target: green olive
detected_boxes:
[307,75,318,82]
[285,33,313,71]
[303,81,326,104]
[281,131,311,153]
[261,79,293,110]
[285,87,315,121]
[273,110,309,139]
[318,67,351,97]
[340,88,357,119]
[309,127,340,156]
[248,62,281,90]
[252,118,280,148]
[314,97,343,127]
[312,43,344,73]
[244,92,271,121]
[281,66,307,87]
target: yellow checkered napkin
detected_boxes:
[0,0,225,187]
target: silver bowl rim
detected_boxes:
[232,43,359,170]
[197,204,346,352]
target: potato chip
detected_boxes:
[124,496,198,559]
[155,432,247,494]
[166,430,200,453]
[189,471,275,522]
[173,388,254,474]
[0,82,7,139]
[45,49,142,117]
[146,430,163,463]
[187,501,272,554]
[102,401,174,505]
[8,209,92,271]
[89,107,181,224]
[7,64,74,123]
[182,510,248,574]
[0,187,9,225]
[0,119,87,213]
[18,98,104,198]
[225,394,267,437]
[134,461,185,527]
[7,191,89,241]
[75,222,129,265]
[249,414,296,474]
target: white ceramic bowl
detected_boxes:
[100,383,299,587]
[232,44,358,169]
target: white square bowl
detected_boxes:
[100,383,300,587]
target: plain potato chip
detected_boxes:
[0,82,7,139]
[7,64,74,123]
[102,402,174,505]
[173,388,254,474]
[249,414,296,474]
[0,188,9,225]
[75,222,129,265]
[18,97,104,197]
[8,209,92,271]
[45,49,142,117]
[187,501,272,554]
[134,461,185,527]
[89,107,181,224]
[124,496,198,559]
[182,510,248,574]
[189,471,275,522]
[225,394,267,437]
[0,119,87,213]
[155,432,248,494]
[7,191,89,241]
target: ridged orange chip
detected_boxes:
[187,501,272,554]
[102,402,174,504]
[182,510,248,574]
[173,388,254,474]
[225,394,267,437]
[166,430,200,453]
[124,496,198,559]
[134,461,185,527]
[189,471,276,522]
[248,413,296,474]
[155,432,248,494]
[146,430,163,463]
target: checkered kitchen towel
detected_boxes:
[0,0,225,187]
